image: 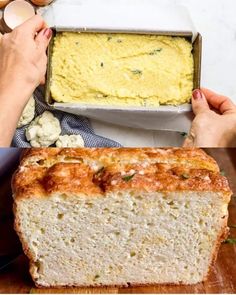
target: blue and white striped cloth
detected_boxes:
[12,87,121,148]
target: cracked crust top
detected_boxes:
[12,148,232,201]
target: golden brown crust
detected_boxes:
[94,166,231,195]
[12,148,231,201]
[19,148,219,171]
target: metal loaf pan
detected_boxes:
[45,28,202,132]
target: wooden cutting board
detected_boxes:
[0,149,236,294]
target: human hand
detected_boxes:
[0,15,52,104]
[0,15,52,147]
[183,88,236,147]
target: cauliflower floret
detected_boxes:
[25,111,61,147]
[56,135,85,148]
[17,96,35,128]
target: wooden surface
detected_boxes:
[0,149,236,294]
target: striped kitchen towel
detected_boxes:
[12,87,121,148]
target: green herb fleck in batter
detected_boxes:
[131,69,142,75]
[149,48,163,55]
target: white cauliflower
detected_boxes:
[25,111,61,147]
[56,135,85,148]
[17,96,35,128]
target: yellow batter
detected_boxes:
[51,32,194,106]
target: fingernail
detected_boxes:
[43,28,52,39]
[192,89,204,100]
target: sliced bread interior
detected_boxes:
[13,148,231,287]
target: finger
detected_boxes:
[201,88,236,114]
[35,28,52,52]
[191,89,210,115]
[183,136,194,147]
[0,33,10,49]
[182,130,195,147]
[15,15,46,38]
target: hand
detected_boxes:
[183,88,236,147]
[0,15,52,147]
[0,15,52,104]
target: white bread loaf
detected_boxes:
[12,148,232,287]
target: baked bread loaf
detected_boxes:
[12,148,232,287]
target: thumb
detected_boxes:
[35,28,52,52]
[191,89,210,115]
[182,128,196,147]
[183,135,194,147]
